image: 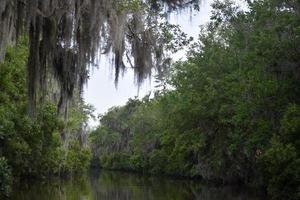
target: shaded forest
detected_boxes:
[0,0,299,200]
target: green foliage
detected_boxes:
[115,0,141,13]
[0,38,92,196]
[100,153,131,170]
[259,104,300,200]
[260,138,300,200]
[90,1,300,199]
[61,140,92,173]
[0,157,12,198]
[149,149,168,174]
[281,104,300,146]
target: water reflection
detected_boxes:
[11,170,263,200]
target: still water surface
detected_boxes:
[11,170,263,200]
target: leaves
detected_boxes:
[90,1,300,199]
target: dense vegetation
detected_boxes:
[0,39,92,198]
[0,0,299,199]
[0,0,199,199]
[90,1,300,199]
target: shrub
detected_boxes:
[64,141,92,173]
[260,138,300,200]
[0,157,12,198]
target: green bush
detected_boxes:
[129,153,148,171]
[259,105,300,200]
[149,149,168,174]
[260,138,300,200]
[0,157,12,198]
[100,153,131,170]
[64,141,92,173]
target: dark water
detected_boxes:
[11,170,263,200]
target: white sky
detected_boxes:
[84,0,246,127]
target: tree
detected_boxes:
[0,0,199,116]
[90,1,300,199]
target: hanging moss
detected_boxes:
[0,0,201,116]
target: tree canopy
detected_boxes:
[0,0,200,116]
[90,1,300,199]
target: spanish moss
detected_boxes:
[0,0,200,116]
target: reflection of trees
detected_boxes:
[90,170,262,200]
[12,171,262,200]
